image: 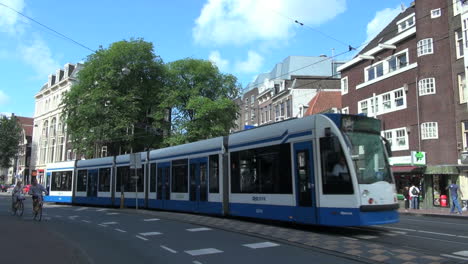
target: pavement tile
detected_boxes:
[369,249,387,254]
[344,249,363,256]
[369,255,391,262]
[395,254,417,261]
[421,256,444,261]
[392,249,412,254]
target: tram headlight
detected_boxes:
[361,190,369,197]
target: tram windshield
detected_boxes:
[345,132,393,185]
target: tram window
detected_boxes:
[98,168,111,192]
[320,136,354,194]
[209,155,219,193]
[172,159,188,193]
[51,171,73,192]
[150,163,156,193]
[76,170,87,192]
[231,143,292,194]
[116,166,143,192]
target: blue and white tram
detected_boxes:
[75,157,114,206]
[43,113,398,226]
[44,161,75,203]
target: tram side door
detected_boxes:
[294,142,317,224]
[157,162,170,209]
[87,169,98,198]
[189,158,208,212]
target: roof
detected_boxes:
[304,91,341,116]
[359,6,415,55]
[15,116,34,137]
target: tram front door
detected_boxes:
[294,142,317,224]
[157,162,170,209]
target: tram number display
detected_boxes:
[252,196,266,201]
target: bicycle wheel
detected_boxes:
[17,201,24,216]
[11,202,17,216]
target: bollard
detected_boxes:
[120,192,124,209]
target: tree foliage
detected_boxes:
[62,39,167,157]
[0,115,22,168]
[161,58,241,145]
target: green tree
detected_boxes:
[62,39,167,157]
[0,115,22,168]
[161,58,241,145]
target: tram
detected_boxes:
[43,113,399,226]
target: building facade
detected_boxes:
[31,63,82,183]
[338,0,468,208]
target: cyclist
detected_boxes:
[28,178,47,213]
[11,181,24,210]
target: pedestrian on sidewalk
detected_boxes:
[409,183,419,210]
[403,186,410,211]
[447,182,464,215]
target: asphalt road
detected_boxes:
[0,194,363,264]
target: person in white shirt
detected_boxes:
[11,181,24,210]
[332,156,349,180]
[28,178,47,212]
[409,183,420,210]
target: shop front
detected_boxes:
[422,166,460,209]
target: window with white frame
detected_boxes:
[418,78,436,96]
[388,52,408,72]
[341,107,349,114]
[421,122,438,139]
[464,18,468,48]
[459,72,468,103]
[366,63,384,81]
[394,89,404,107]
[359,100,368,114]
[251,95,255,105]
[382,127,409,151]
[417,38,433,56]
[397,13,415,32]
[462,121,468,151]
[454,0,462,16]
[341,76,348,94]
[431,8,441,18]
[370,97,379,115]
[456,29,464,58]
[382,93,391,110]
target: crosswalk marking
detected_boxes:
[354,235,379,240]
[243,242,280,249]
[139,232,162,236]
[143,218,160,222]
[185,248,223,256]
[106,212,119,215]
[161,245,177,253]
[187,227,212,232]
[96,208,109,212]
[115,229,127,233]
[81,220,91,223]
[136,235,148,241]
[75,207,88,211]
[453,251,468,257]
[101,222,118,225]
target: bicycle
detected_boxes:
[11,195,25,217]
[32,195,44,221]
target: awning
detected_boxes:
[424,165,459,175]
[391,166,425,173]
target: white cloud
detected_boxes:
[193,0,346,46]
[235,50,263,73]
[19,36,60,77]
[0,0,26,35]
[0,90,9,105]
[208,50,230,72]
[364,6,402,46]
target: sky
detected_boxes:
[0,0,413,117]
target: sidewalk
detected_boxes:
[398,207,468,219]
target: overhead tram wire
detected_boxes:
[245,0,460,91]
[0,2,95,53]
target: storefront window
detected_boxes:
[433,175,449,207]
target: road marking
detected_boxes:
[417,230,456,237]
[75,207,88,211]
[405,234,468,245]
[403,218,468,226]
[55,215,63,218]
[390,231,407,235]
[115,229,127,233]
[161,245,177,253]
[143,218,160,221]
[81,220,91,223]
[193,261,203,264]
[185,248,223,256]
[101,222,118,225]
[139,232,162,236]
[381,226,416,232]
[136,235,148,241]
[354,235,379,240]
[68,215,79,220]
[243,242,280,249]
[106,212,119,215]
[98,224,107,227]
[187,228,212,232]
[341,236,358,241]
[441,254,468,261]
[96,208,109,212]
[458,235,468,239]
[453,251,468,257]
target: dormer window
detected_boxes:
[397,13,415,33]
